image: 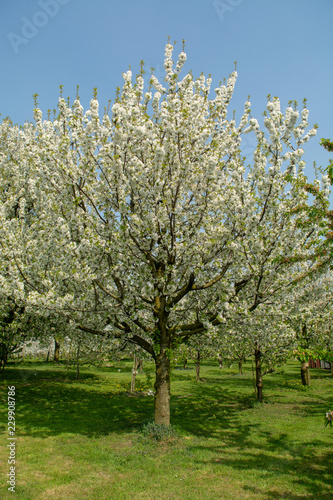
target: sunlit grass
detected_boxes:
[0,358,332,499]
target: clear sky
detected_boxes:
[1,0,332,194]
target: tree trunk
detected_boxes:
[238,359,243,375]
[46,350,50,363]
[153,279,171,426]
[154,349,171,426]
[76,342,80,380]
[0,343,8,371]
[183,358,188,370]
[53,340,61,363]
[196,350,201,381]
[301,361,311,386]
[130,353,140,393]
[255,348,263,402]
[306,365,311,387]
[300,362,306,385]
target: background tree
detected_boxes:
[172,334,217,381]
[0,295,25,370]
[289,268,333,385]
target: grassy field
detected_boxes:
[0,358,332,499]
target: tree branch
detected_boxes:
[192,263,230,290]
[94,280,122,303]
[166,272,195,308]
[124,335,156,360]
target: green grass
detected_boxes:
[0,358,332,499]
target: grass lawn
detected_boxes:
[0,358,332,499]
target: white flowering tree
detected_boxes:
[0,293,68,369]
[172,333,218,381]
[0,42,328,424]
[0,294,25,369]
[288,267,333,384]
[221,303,295,401]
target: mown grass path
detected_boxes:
[1,359,332,499]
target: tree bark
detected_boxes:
[255,347,263,402]
[306,365,311,387]
[300,362,306,385]
[238,359,243,375]
[53,340,61,363]
[301,361,311,386]
[153,270,172,426]
[196,349,201,381]
[0,343,8,371]
[154,349,171,426]
[76,342,80,380]
[130,353,141,393]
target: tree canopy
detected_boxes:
[0,42,330,424]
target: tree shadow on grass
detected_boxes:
[192,432,333,499]
[172,371,333,432]
[1,364,332,498]
[170,379,333,498]
[0,366,154,438]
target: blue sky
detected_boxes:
[1,0,332,194]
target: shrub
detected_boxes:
[141,422,178,442]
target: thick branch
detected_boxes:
[124,335,156,360]
[166,272,195,308]
[78,325,110,336]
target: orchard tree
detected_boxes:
[0,294,62,369]
[289,267,333,385]
[61,330,122,380]
[0,42,328,424]
[220,299,295,401]
[0,295,26,369]
[172,333,217,381]
[319,138,333,260]
[217,327,251,375]
[295,138,333,268]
